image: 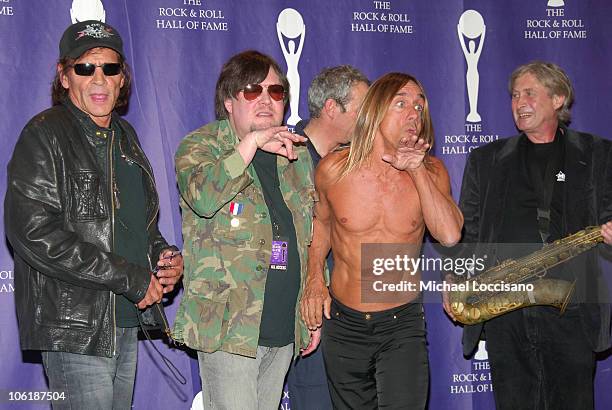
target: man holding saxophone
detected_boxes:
[447,61,612,410]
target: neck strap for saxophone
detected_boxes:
[527,127,565,244]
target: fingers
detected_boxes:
[381,154,394,164]
[159,249,179,259]
[137,275,163,309]
[156,269,180,293]
[301,340,316,356]
[302,298,321,330]
[259,126,305,145]
[301,293,324,330]
[156,250,182,269]
[413,137,430,152]
[155,253,184,291]
[300,300,316,330]
[323,297,332,320]
[283,137,296,160]
[254,127,279,148]
[602,221,612,245]
[301,329,322,357]
[399,135,429,152]
[280,129,307,143]
[156,266,181,282]
[272,132,300,160]
[253,126,307,159]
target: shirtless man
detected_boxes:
[300,72,463,409]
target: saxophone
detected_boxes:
[449,226,604,325]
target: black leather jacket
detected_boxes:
[5,100,171,357]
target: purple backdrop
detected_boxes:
[1,1,611,409]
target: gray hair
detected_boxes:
[307,65,369,118]
[509,61,574,124]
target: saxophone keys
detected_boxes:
[452,302,464,314]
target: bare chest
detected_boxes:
[328,170,424,237]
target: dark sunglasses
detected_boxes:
[242,83,285,101]
[71,63,122,76]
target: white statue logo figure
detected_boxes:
[474,340,489,361]
[277,8,305,126]
[548,0,565,7]
[191,391,203,410]
[71,0,106,23]
[458,10,486,123]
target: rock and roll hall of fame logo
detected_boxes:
[548,0,565,7]
[71,0,106,23]
[277,8,305,127]
[458,10,486,124]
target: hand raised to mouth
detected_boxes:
[382,134,430,171]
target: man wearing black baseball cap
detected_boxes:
[5,20,183,409]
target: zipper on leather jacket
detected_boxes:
[109,130,117,356]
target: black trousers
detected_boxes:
[485,306,595,410]
[322,298,429,410]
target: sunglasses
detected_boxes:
[71,63,122,76]
[242,83,285,101]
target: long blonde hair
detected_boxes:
[340,72,434,178]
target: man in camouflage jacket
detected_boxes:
[173,50,314,409]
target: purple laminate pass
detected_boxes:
[270,240,288,270]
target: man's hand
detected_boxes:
[249,126,307,160]
[155,249,184,293]
[602,221,612,245]
[301,328,322,357]
[136,275,163,309]
[382,134,430,171]
[300,277,331,330]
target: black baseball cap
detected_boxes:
[59,20,124,59]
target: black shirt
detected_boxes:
[498,131,568,279]
[252,150,301,347]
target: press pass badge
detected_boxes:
[270,240,288,270]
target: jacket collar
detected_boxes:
[62,97,118,135]
[560,126,590,232]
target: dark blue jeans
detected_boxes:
[286,344,333,410]
[485,306,595,410]
[322,298,429,410]
[42,327,138,410]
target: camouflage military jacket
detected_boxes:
[173,120,314,358]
